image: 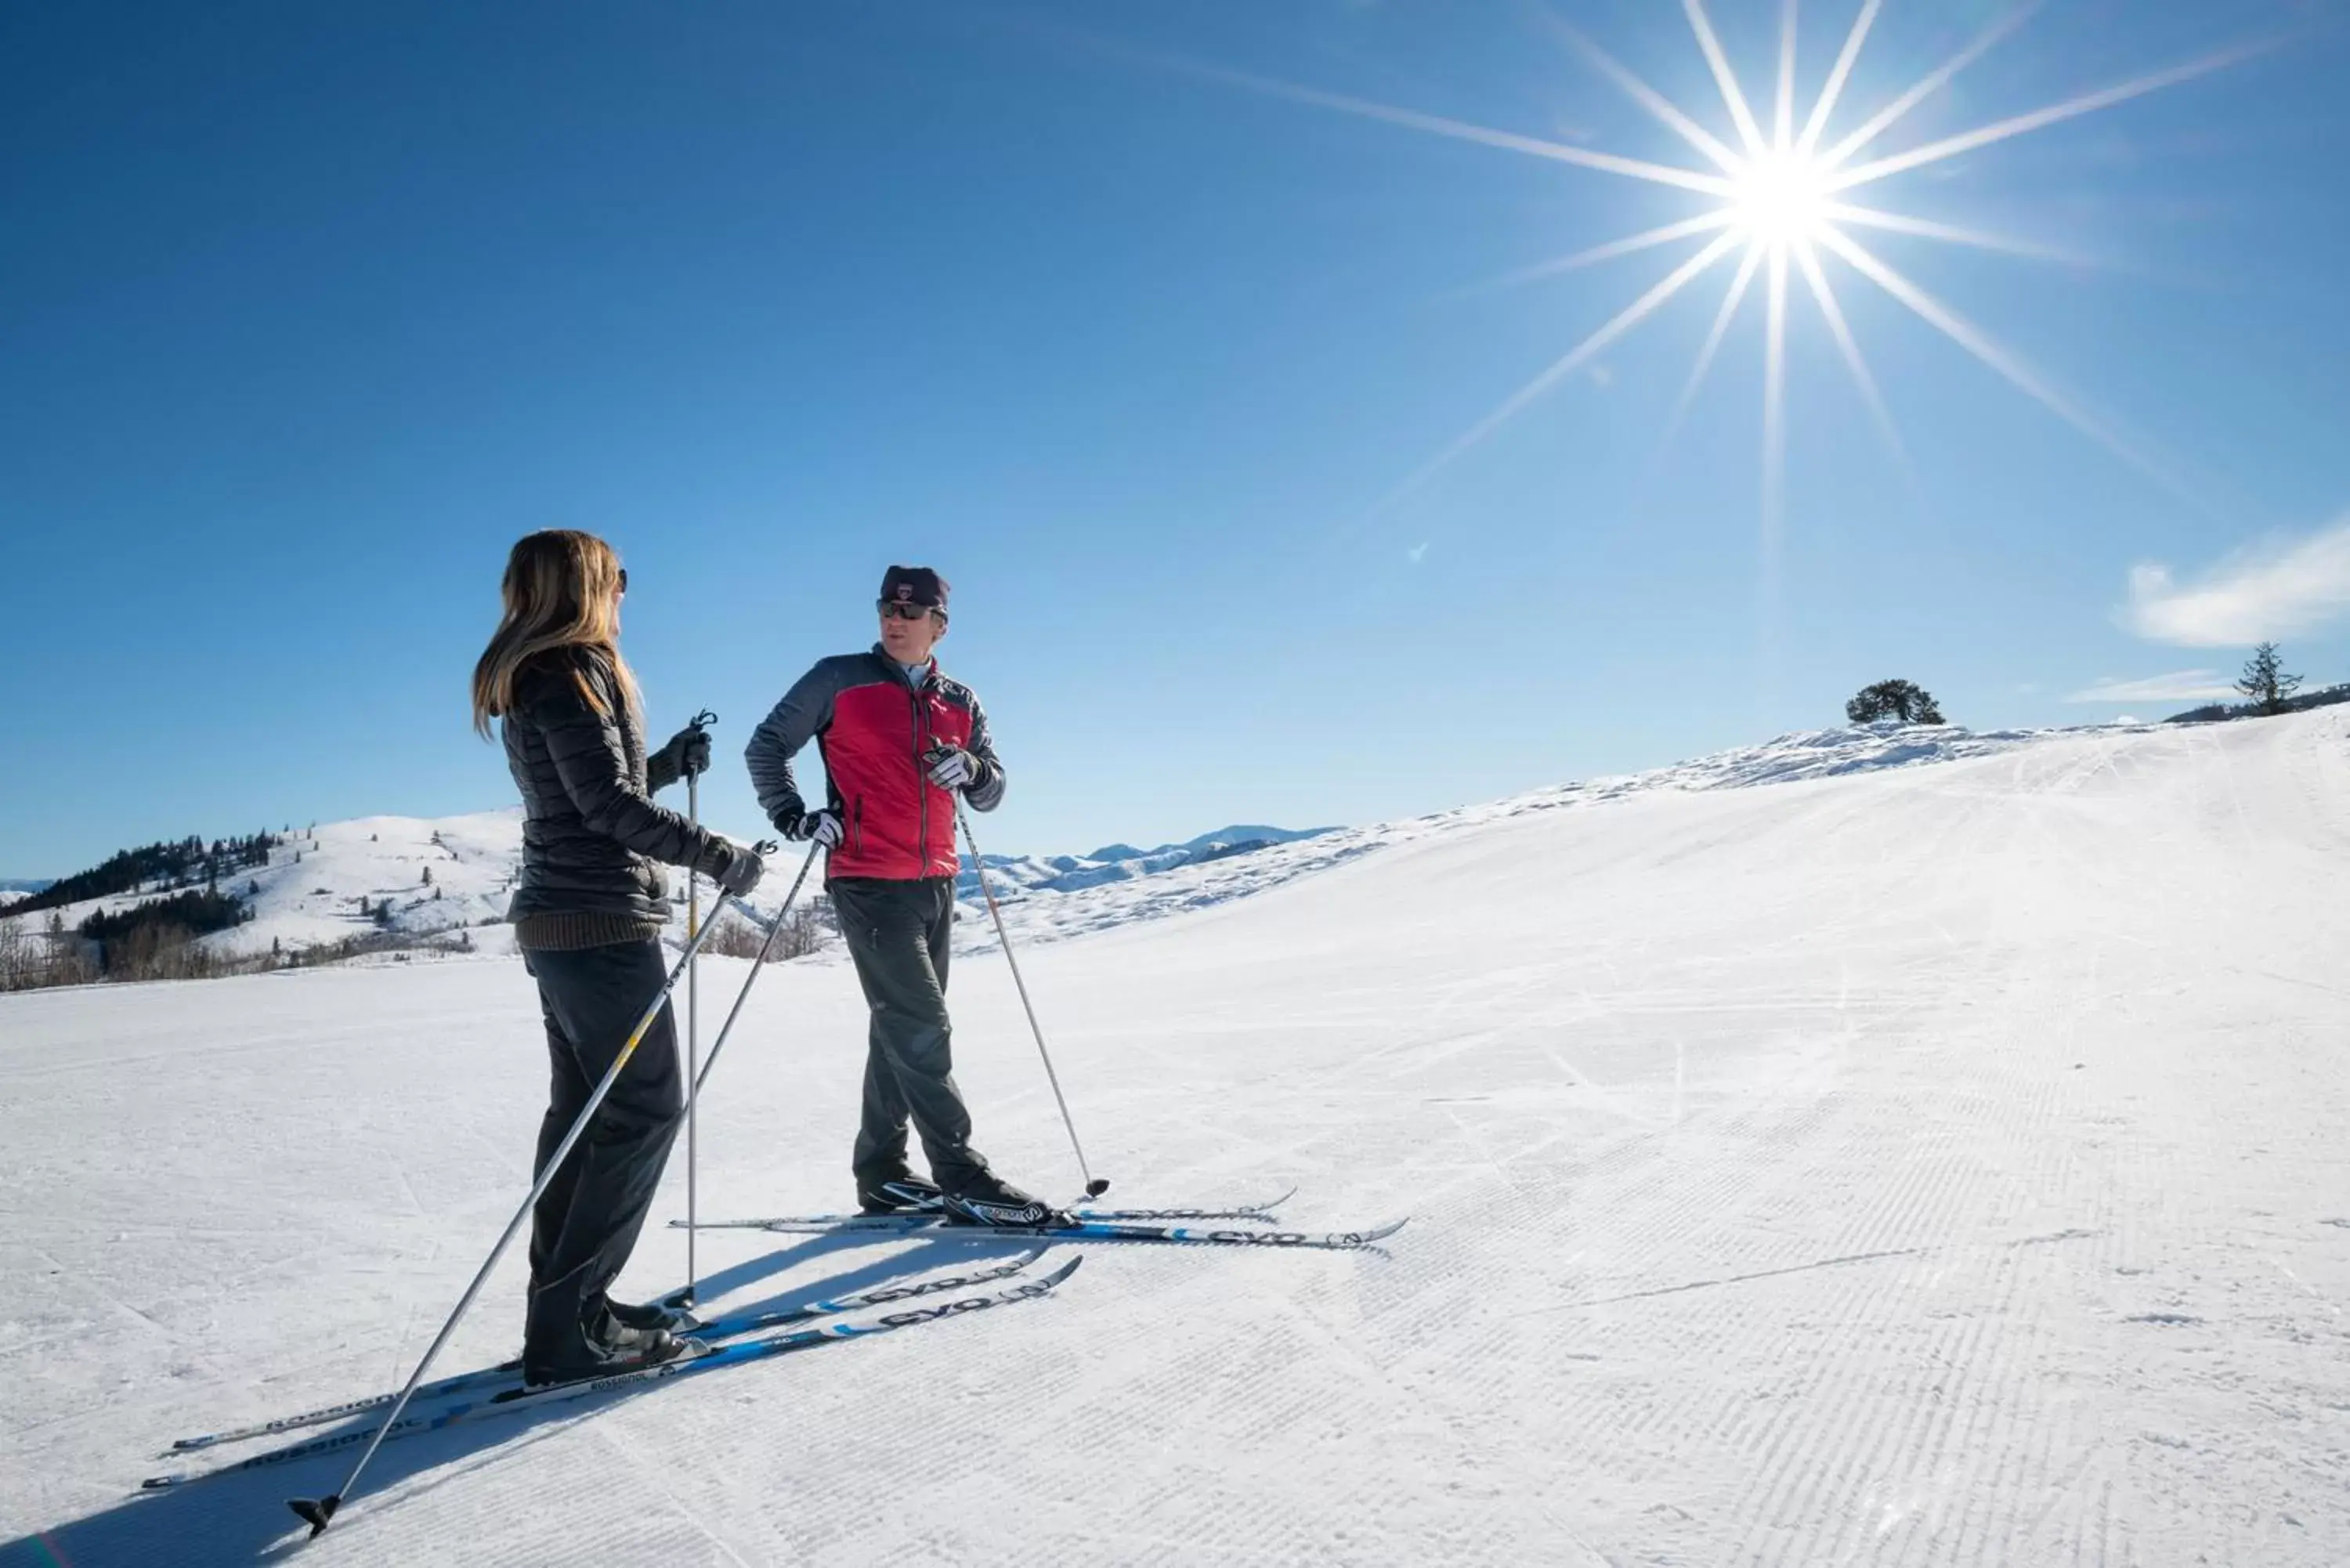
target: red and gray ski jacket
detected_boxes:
[744,646,1006,882]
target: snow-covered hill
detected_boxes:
[3,811,1348,970]
[0,718,2170,973]
[955,718,2161,950]
[7,812,530,964]
[5,710,2345,1565]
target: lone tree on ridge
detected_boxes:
[1846,679,1947,726]
[2234,642,2302,717]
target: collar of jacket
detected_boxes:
[868,642,937,690]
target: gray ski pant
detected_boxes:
[828,875,992,1191]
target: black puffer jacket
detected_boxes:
[501,647,719,951]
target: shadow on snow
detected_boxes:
[1,1230,1043,1568]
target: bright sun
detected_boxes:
[1220,0,2266,525]
[1727,147,1833,249]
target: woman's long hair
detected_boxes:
[470,529,642,738]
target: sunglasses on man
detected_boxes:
[878,599,942,621]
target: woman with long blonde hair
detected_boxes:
[473,529,764,1386]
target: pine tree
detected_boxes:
[2234,642,2303,717]
[1846,679,1947,726]
[421,865,433,886]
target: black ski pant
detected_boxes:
[521,938,683,1358]
[829,875,992,1192]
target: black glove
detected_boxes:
[653,725,713,781]
[698,836,765,898]
[772,806,843,847]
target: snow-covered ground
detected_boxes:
[3,711,2346,1565]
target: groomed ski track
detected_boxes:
[4,713,2348,1565]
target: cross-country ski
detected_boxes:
[165,1248,1049,1454]
[144,1259,1080,1495]
[719,1215,1408,1248]
[671,1187,1296,1234]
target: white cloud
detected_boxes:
[2124,515,2350,646]
[2064,670,2238,703]
[1406,542,1429,565]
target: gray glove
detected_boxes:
[698,837,765,898]
[653,725,713,781]
[924,744,977,792]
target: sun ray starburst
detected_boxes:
[1684,0,1772,156]
[1793,240,1904,465]
[1381,229,1748,508]
[1141,0,2282,570]
[1181,0,2274,533]
[1468,211,1737,295]
[1656,245,1765,464]
[1824,39,2275,190]
[1816,5,2038,170]
[1773,0,1801,152]
[1795,0,1880,154]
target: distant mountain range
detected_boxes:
[960,826,1341,903]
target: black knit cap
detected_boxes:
[879,564,949,615]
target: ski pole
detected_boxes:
[953,800,1108,1198]
[655,838,824,1310]
[288,883,755,1539]
[688,839,822,1102]
[681,707,716,1309]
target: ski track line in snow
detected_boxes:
[1926,762,2130,1567]
[1716,1124,1983,1563]
[588,1421,761,1568]
[1631,753,2060,1563]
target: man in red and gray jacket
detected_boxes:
[744,565,1062,1227]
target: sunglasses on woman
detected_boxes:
[878,600,938,621]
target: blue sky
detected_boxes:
[3,0,2346,876]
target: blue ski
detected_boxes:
[163,1248,1046,1454]
[143,1257,1079,1490]
[678,1188,1298,1235]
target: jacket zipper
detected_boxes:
[909,677,930,876]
